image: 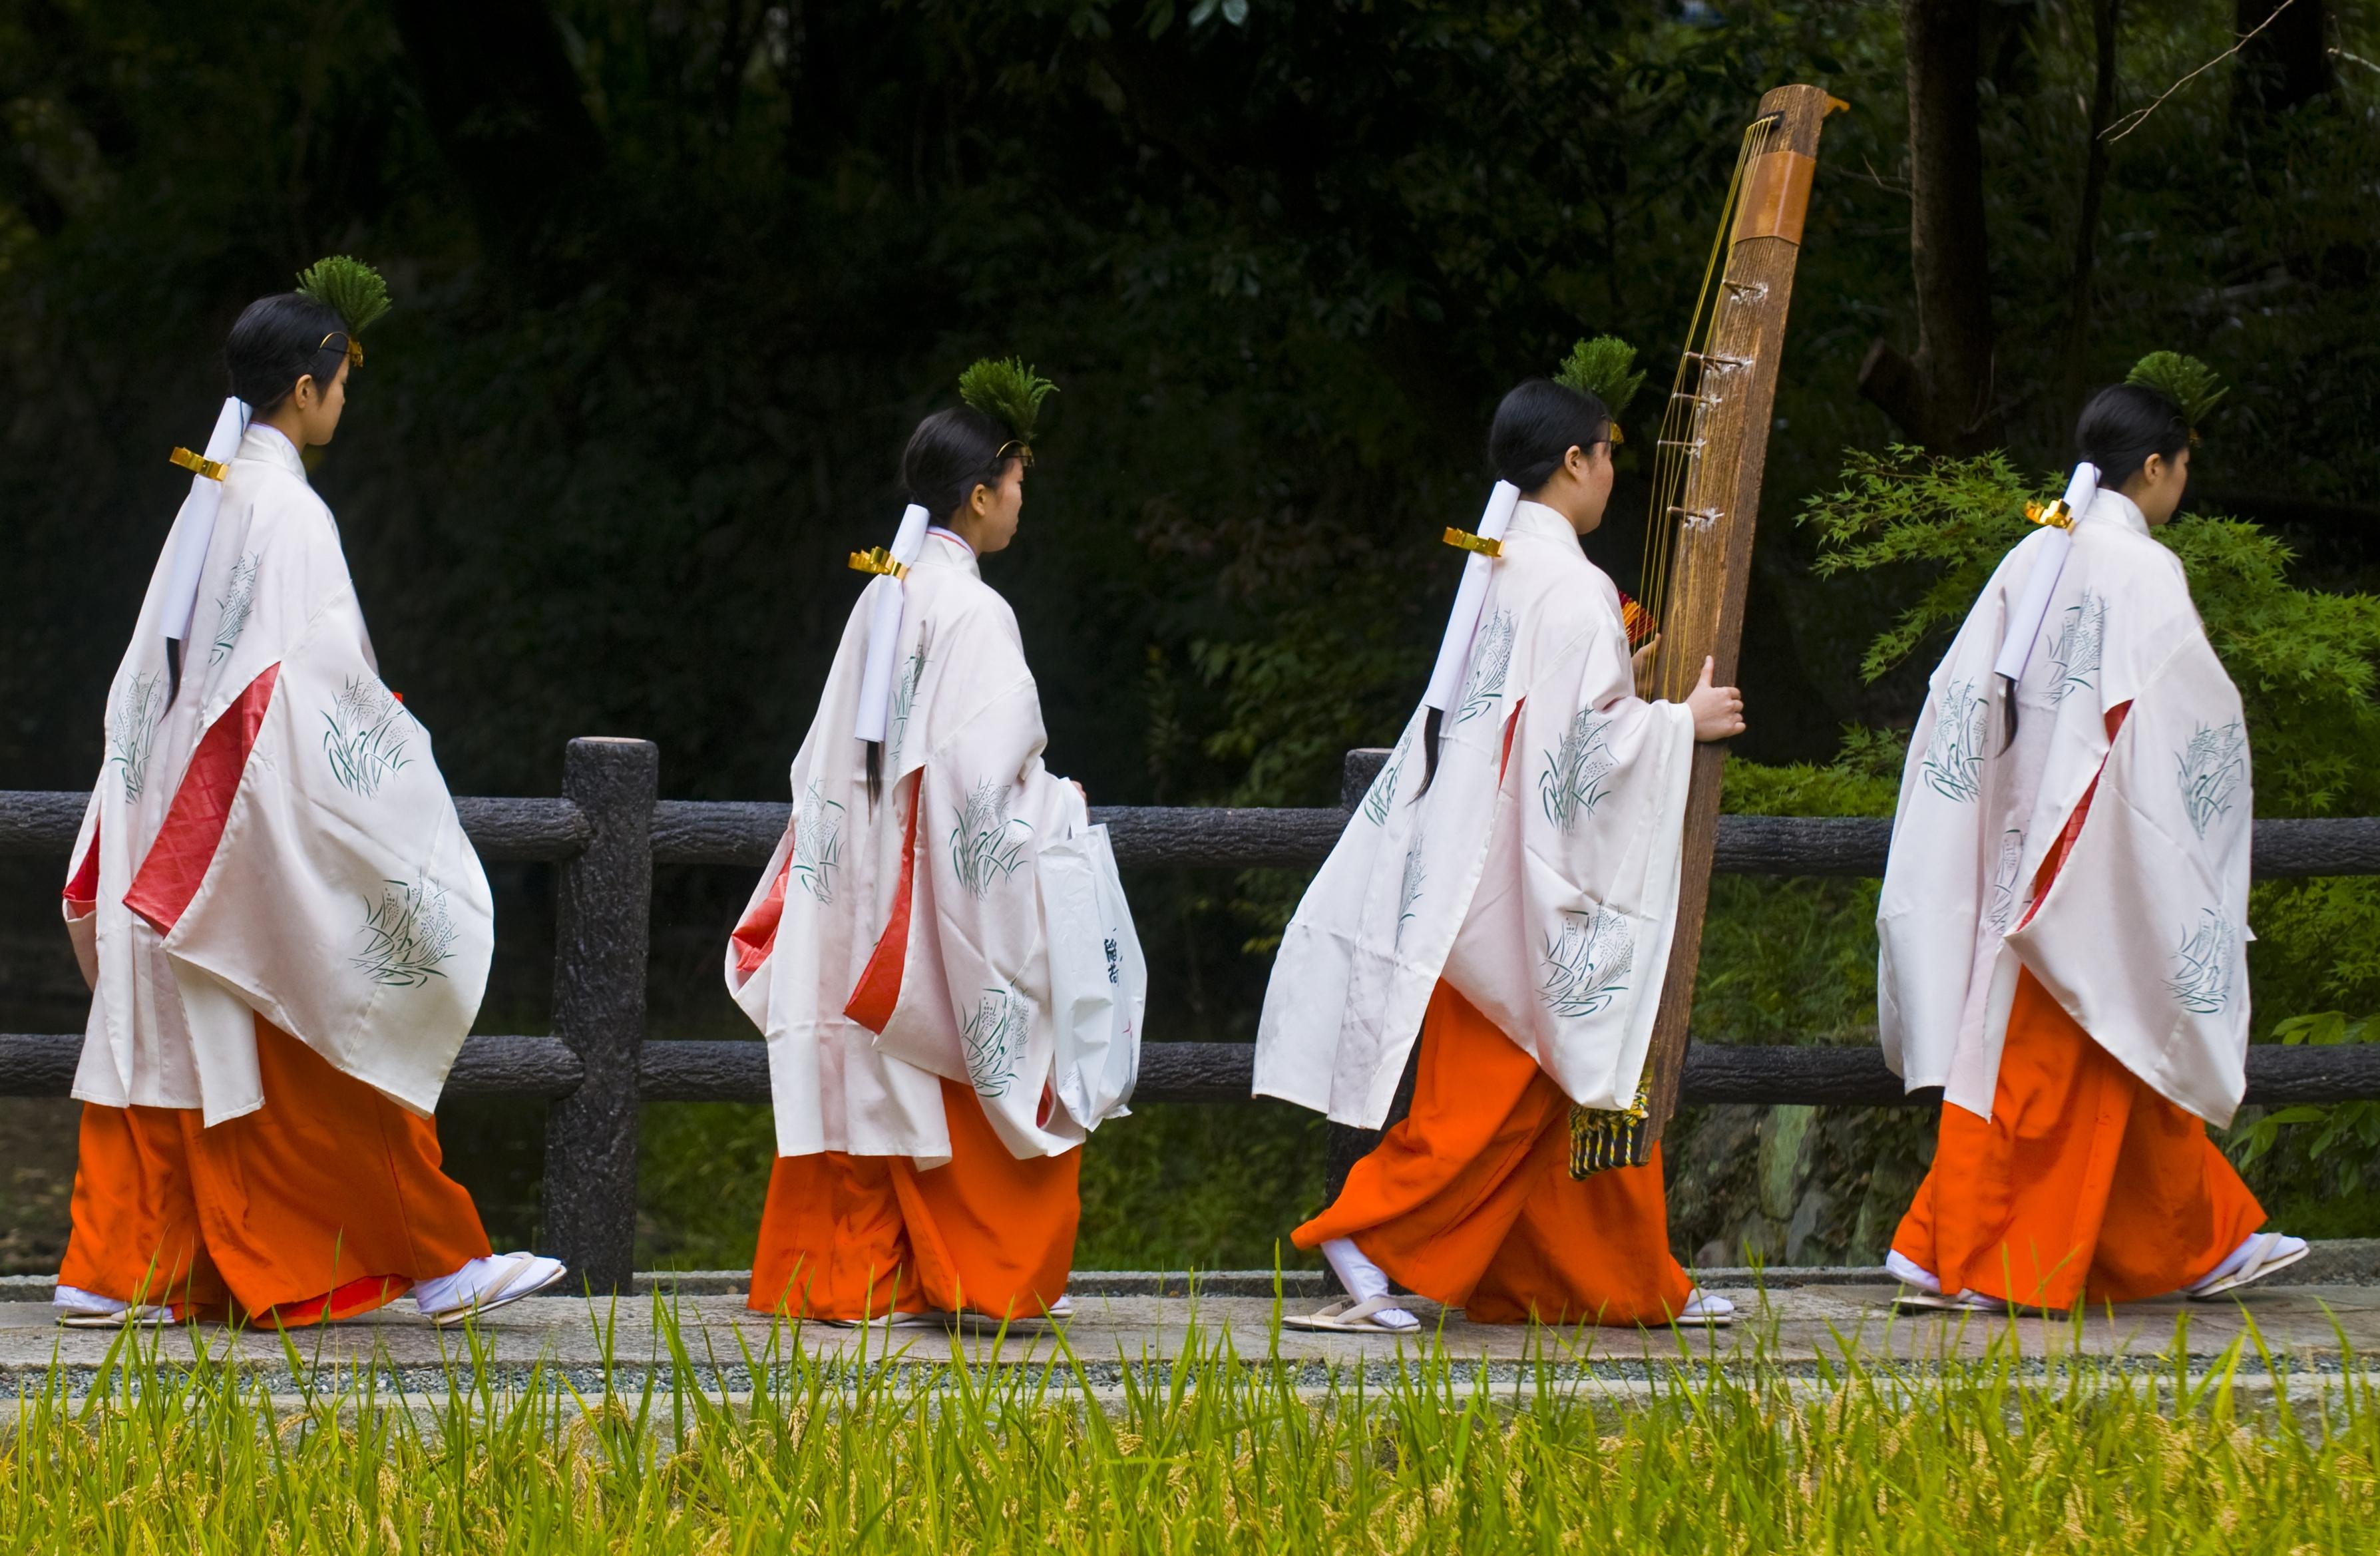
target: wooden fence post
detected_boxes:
[540,737,656,1291]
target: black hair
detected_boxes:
[1488,378,1613,493]
[1413,378,1617,794]
[900,405,1018,525]
[224,293,352,413]
[2075,383,2190,493]
[866,404,1024,804]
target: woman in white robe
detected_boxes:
[56,262,562,1328]
[1255,371,1744,1331]
[1880,361,2303,1310]
[727,361,1141,1326]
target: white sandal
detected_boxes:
[1893,1288,2000,1312]
[57,1303,174,1329]
[1280,1295,1422,1333]
[2186,1232,2310,1300]
[1673,1289,1734,1327]
[816,1308,949,1330]
[423,1253,570,1327]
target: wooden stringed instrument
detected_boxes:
[1572,83,1846,1175]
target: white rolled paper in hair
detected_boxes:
[1420,481,1522,713]
[161,397,253,653]
[852,503,932,743]
[1991,462,2099,685]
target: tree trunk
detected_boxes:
[2059,0,2123,419]
[389,0,606,257]
[1858,0,2005,453]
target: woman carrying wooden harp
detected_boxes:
[1255,344,1743,1331]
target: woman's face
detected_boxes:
[964,459,1026,554]
[2128,445,2191,526]
[290,358,350,447]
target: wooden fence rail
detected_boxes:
[6,741,2379,1288]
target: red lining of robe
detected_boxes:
[844,789,920,1034]
[121,665,280,936]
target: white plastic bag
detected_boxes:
[1040,818,1144,1131]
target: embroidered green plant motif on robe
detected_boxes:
[1456,609,1516,725]
[950,779,1031,899]
[791,781,845,903]
[1539,708,1618,833]
[353,877,457,988]
[108,672,167,802]
[1920,680,1989,803]
[962,986,1030,1097]
[1540,904,1635,1020]
[1362,731,1410,826]
[2166,908,2238,1015]
[210,554,260,666]
[323,676,412,798]
[2047,591,2108,704]
[890,630,931,766]
[2176,721,2248,839]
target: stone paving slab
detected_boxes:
[7,1280,2377,1389]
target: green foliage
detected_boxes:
[16,1313,2380,1550]
[292,255,390,335]
[1553,335,1645,420]
[2234,1012,2380,1190]
[2126,350,2228,429]
[957,357,1057,444]
[1798,445,2036,682]
[1800,444,2380,818]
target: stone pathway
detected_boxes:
[6,1269,2377,1392]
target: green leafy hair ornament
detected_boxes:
[2124,351,2227,432]
[295,256,391,366]
[1554,336,1646,443]
[958,357,1058,455]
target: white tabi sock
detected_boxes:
[53,1284,171,1321]
[1319,1238,1419,1329]
[2186,1230,2309,1292]
[1884,1250,1943,1294]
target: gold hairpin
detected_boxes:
[1609,423,1627,446]
[318,331,364,369]
[849,547,909,579]
[169,447,228,481]
[1442,527,1503,558]
[2024,500,2075,530]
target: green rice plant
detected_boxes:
[7,1301,2380,1552]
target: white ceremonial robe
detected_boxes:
[65,425,493,1125]
[1878,491,2254,1125]
[727,530,1141,1165]
[1254,500,1697,1127]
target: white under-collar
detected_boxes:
[1507,499,1581,541]
[238,423,308,482]
[2085,488,2149,536]
[918,526,981,577]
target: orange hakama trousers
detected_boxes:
[1891,967,2266,1307]
[748,1079,1079,1321]
[1891,700,2266,1307]
[1294,981,1695,1326]
[59,1013,493,1327]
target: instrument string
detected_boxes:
[1638,114,1774,701]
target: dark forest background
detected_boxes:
[1,0,2373,1274]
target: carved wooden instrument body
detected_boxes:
[1594,83,1842,1166]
